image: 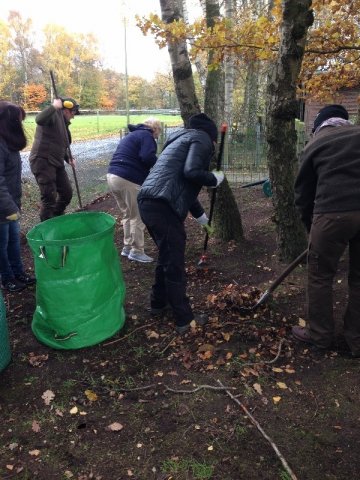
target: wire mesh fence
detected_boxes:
[20,126,307,233]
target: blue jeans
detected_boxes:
[0,220,24,284]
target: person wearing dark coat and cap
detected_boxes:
[292,104,360,358]
[29,97,80,221]
[138,113,225,334]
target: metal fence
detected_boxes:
[20,126,307,233]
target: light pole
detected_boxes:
[123,15,130,127]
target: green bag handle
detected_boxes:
[39,246,68,269]
[54,331,78,341]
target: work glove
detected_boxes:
[202,223,214,236]
[6,212,20,221]
[195,213,209,226]
[53,98,63,110]
[211,169,225,187]
[195,213,214,236]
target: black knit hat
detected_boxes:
[189,113,218,143]
[312,104,348,132]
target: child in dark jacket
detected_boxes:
[0,101,36,292]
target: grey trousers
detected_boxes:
[308,211,360,355]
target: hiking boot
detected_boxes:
[175,314,208,335]
[292,326,314,344]
[128,252,153,263]
[121,247,131,257]
[292,326,333,351]
[15,273,36,285]
[2,279,26,293]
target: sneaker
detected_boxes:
[15,273,36,285]
[2,279,26,292]
[128,252,153,263]
[175,314,208,335]
[121,247,131,257]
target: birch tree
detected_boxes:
[159,0,200,123]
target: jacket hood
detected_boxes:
[128,124,153,133]
[162,128,188,149]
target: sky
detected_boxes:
[0,0,185,81]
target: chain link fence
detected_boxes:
[20,126,307,233]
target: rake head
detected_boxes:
[197,254,208,267]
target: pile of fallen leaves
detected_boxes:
[206,283,263,313]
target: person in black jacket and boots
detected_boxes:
[0,101,36,292]
[138,113,224,334]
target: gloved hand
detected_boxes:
[195,213,209,225]
[6,212,20,221]
[53,98,63,110]
[202,223,214,236]
[211,169,225,187]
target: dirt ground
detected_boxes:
[1,187,359,480]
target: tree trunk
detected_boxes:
[204,0,244,241]
[266,0,313,261]
[159,0,200,124]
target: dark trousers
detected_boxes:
[139,200,193,326]
[308,212,360,354]
[31,158,72,221]
[0,220,24,284]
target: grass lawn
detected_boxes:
[23,113,183,144]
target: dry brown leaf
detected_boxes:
[31,420,41,433]
[146,330,160,340]
[272,367,283,373]
[28,353,49,367]
[199,351,213,360]
[197,343,215,353]
[276,382,288,389]
[241,367,259,377]
[273,396,282,404]
[253,383,263,395]
[69,406,78,414]
[41,390,55,406]
[29,449,41,456]
[106,422,124,431]
[85,389,98,402]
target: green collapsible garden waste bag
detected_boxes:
[26,212,126,349]
[0,290,11,372]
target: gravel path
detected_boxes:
[21,136,120,177]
